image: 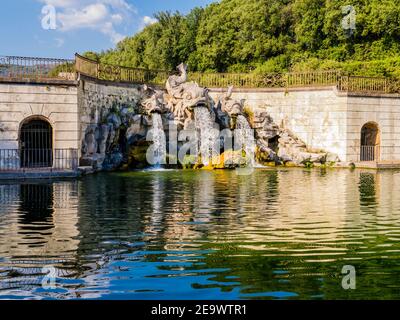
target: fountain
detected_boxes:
[165,63,219,166]
[194,107,219,166]
[235,114,256,167]
[216,87,256,167]
[141,85,168,167]
[217,86,245,120]
[80,63,333,172]
[165,63,211,129]
[149,113,167,166]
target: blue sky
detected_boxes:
[0,0,215,59]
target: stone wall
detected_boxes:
[346,93,400,161]
[56,79,400,166]
[2,79,400,168]
[77,78,153,170]
[209,87,348,161]
[210,87,400,162]
[77,77,145,146]
[0,82,79,151]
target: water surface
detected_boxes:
[1,168,400,299]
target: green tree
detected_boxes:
[94,0,400,77]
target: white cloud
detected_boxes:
[111,14,123,24]
[57,3,109,31]
[136,16,158,31]
[38,0,136,44]
[101,0,136,12]
[143,16,158,26]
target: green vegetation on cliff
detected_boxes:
[90,0,400,77]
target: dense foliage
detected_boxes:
[90,0,400,77]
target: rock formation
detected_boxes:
[252,108,332,165]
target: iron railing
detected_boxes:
[190,71,400,93]
[75,54,170,85]
[355,145,400,162]
[286,70,343,87]
[0,149,78,171]
[0,56,75,81]
[1,54,399,93]
[75,55,400,93]
[189,72,269,88]
[338,76,391,94]
[189,70,344,88]
[359,145,380,162]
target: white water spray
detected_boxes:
[194,107,219,165]
[235,115,256,167]
[150,113,167,167]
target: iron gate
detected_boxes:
[20,119,53,168]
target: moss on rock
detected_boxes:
[182,155,198,169]
[128,143,151,168]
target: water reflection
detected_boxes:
[0,181,80,298]
[19,184,54,229]
[1,169,400,299]
[359,172,378,209]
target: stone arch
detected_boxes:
[19,116,53,168]
[360,122,380,162]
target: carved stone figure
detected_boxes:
[166,63,188,92]
[140,85,168,115]
[216,86,245,117]
[165,63,213,126]
[78,62,335,170]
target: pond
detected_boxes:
[1,168,400,300]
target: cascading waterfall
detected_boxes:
[235,115,256,167]
[194,107,218,165]
[150,113,167,167]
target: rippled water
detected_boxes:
[1,168,400,300]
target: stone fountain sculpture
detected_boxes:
[79,62,338,171]
[165,63,213,127]
[216,86,245,118]
[140,85,168,115]
[214,86,246,129]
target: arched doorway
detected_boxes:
[20,118,53,168]
[360,122,380,162]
